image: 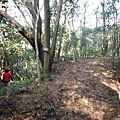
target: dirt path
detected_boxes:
[0,57,120,120]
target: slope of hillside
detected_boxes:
[0,57,120,120]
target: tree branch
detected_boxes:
[0,10,44,66]
[0,10,35,49]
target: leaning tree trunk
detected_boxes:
[50,0,63,71]
[33,0,44,67]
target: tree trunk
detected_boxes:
[44,0,50,76]
[81,2,87,56]
[57,27,63,61]
[50,0,63,71]
[57,13,66,61]
[35,10,41,79]
[117,35,120,56]
[101,0,108,56]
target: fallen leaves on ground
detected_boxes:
[0,57,120,120]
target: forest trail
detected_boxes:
[0,57,120,120]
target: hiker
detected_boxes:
[2,69,13,86]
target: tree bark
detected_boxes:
[35,10,41,79]
[50,0,63,71]
[101,0,108,56]
[44,0,50,75]
[57,12,67,61]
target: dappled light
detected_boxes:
[54,58,120,119]
[0,57,120,119]
[0,0,120,119]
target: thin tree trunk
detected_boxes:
[57,13,66,61]
[117,35,120,56]
[35,12,41,79]
[57,27,63,61]
[50,0,63,71]
[101,0,108,56]
[81,2,87,56]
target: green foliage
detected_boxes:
[47,73,56,80]
[10,78,34,92]
[0,77,34,98]
[0,19,36,81]
[47,105,55,112]
[71,31,79,47]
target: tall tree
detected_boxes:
[81,2,87,57]
[43,0,50,75]
[50,0,63,70]
[0,0,65,75]
[34,0,41,79]
[101,0,108,56]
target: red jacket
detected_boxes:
[3,72,11,82]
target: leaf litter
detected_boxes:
[0,57,120,120]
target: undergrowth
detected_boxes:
[0,77,35,98]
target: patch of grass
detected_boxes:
[10,77,34,92]
[0,87,8,98]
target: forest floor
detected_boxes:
[0,57,120,120]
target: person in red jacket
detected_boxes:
[3,69,13,86]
